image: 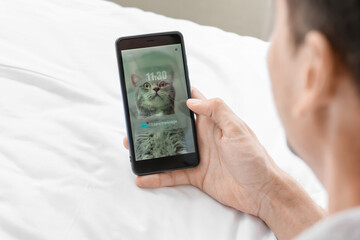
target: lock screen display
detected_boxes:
[121,44,196,161]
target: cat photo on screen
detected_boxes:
[127,51,188,161]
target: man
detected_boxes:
[124,0,360,239]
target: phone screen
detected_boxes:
[121,43,196,161]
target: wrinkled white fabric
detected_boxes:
[295,207,360,240]
[0,0,326,239]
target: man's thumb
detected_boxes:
[187,98,237,135]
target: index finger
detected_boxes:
[136,169,191,188]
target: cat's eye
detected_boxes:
[143,82,151,89]
[159,81,168,88]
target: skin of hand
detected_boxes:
[123,88,284,217]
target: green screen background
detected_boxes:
[122,44,196,161]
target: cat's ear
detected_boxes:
[131,74,140,86]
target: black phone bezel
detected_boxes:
[115,31,200,176]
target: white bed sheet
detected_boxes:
[0,0,327,239]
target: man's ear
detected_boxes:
[131,74,140,86]
[293,31,338,117]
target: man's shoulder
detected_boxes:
[295,207,360,240]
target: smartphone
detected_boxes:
[115,31,200,175]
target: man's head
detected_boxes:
[267,0,360,181]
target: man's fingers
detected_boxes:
[136,170,190,188]
[123,137,129,150]
[187,98,237,135]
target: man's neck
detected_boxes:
[327,153,360,214]
[326,83,360,214]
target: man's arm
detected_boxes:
[258,170,326,239]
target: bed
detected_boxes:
[0,0,327,239]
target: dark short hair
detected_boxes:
[286,0,360,87]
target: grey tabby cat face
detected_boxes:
[132,69,175,117]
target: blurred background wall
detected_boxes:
[107,0,274,40]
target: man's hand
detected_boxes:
[123,88,325,239]
[124,88,281,217]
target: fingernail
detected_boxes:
[187,99,202,105]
